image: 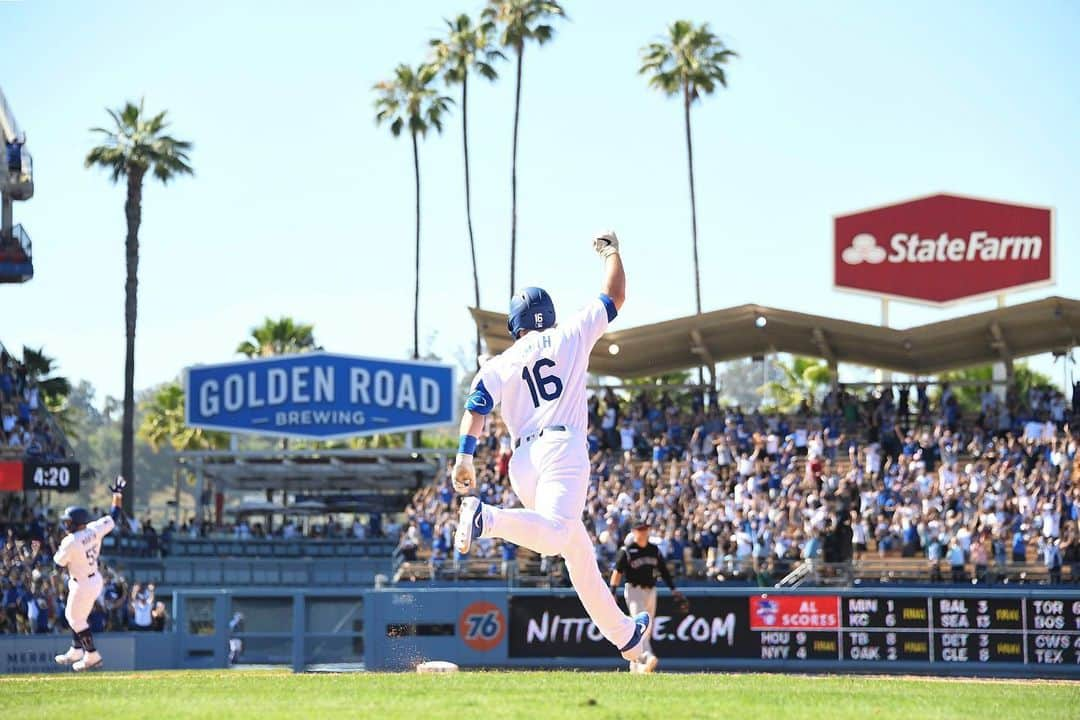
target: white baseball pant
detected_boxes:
[481,428,636,650]
[65,574,102,633]
[625,584,658,657]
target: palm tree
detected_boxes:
[640,21,736,315]
[429,14,504,369]
[482,0,566,296]
[762,356,832,412]
[373,64,452,360]
[21,346,71,404]
[140,382,228,522]
[139,382,228,453]
[236,316,318,358]
[22,347,75,441]
[86,99,193,514]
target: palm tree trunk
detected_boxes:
[509,44,523,297]
[684,87,704,388]
[411,130,422,450]
[412,131,421,361]
[121,167,144,516]
[683,88,701,315]
[462,74,481,370]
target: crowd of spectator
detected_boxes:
[0,349,69,461]
[0,496,167,635]
[397,381,1080,586]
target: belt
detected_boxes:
[628,584,656,590]
[514,425,568,449]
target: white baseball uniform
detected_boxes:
[469,295,636,650]
[54,515,114,633]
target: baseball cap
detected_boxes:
[633,516,651,530]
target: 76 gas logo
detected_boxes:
[459,601,506,652]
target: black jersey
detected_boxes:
[614,541,675,589]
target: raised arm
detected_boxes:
[107,476,127,528]
[452,369,500,495]
[593,231,625,310]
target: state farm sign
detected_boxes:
[834,194,1053,304]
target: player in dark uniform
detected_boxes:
[609,516,688,673]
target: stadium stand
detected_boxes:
[0,344,71,461]
[5,379,1080,637]
[394,383,1080,588]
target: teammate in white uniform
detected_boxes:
[452,231,650,663]
[53,476,125,671]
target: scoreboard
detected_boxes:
[748,594,1080,666]
[507,589,1080,676]
[0,460,80,492]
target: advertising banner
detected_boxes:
[834,193,1053,304]
[185,352,455,440]
[508,594,755,659]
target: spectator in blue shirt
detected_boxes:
[1012,527,1028,563]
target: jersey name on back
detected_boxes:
[478,297,612,440]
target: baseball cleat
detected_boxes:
[619,612,651,662]
[54,646,83,665]
[455,496,483,554]
[72,651,103,672]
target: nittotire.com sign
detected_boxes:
[834,193,1053,305]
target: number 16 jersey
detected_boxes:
[470,295,617,442]
[54,515,115,580]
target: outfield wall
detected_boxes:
[0,633,177,674]
[3,587,1079,676]
[365,587,1080,678]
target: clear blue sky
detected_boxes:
[2,0,1078,401]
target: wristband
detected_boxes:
[458,435,478,456]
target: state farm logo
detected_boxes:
[841,230,1044,265]
[841,234,886,265]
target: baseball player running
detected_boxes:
[453,231,650,664]
[610,516,689,673]
[53,476,125,671]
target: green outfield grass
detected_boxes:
[3,670,1077,720]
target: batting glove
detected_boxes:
[452,454,476,494]
[109,476,127,494]
[593,230,619,258]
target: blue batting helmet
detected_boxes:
[508,287,556,338]
[61,506,90,533]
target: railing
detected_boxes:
[102,534,396,559]
[3,144,32,194]
[103,556,390,588]
[16,147,31,184]
[776,558,1077,587]
[1,224,31,257]
[393,555,767,587]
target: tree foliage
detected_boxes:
[236,316,318,358]
[138,381,229,453]
[85,99,193,183]
[373,63,453,140]
[762,356,831,412]
[639,20,737,102]
[937,362,1055,413]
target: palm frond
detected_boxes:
[639,20,736,103]
[88,101,193,186]
[373,61,453,140]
